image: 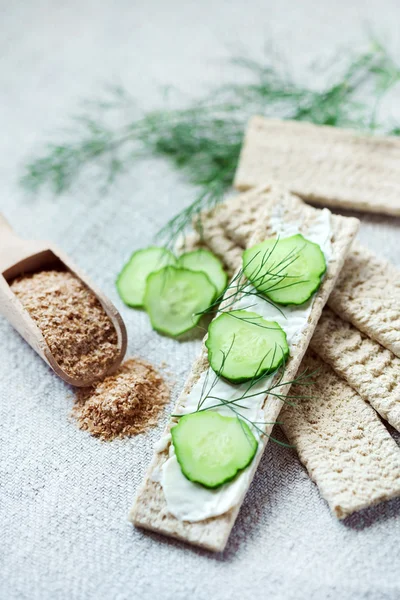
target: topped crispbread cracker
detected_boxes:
[131,186,358,552]
[199,183,400,360]
[234,116,400,217]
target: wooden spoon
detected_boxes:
[0,213,128,387]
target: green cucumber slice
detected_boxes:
[144,266,216,337]
[172,411,258,488]
[178,249,227,297]
[243,234,326,306]
[205,310,289,383]
[116,246,176,308]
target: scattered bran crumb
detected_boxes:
[10,269,119,381]
[72,358,170,440]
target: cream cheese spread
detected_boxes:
[158,209,332,522]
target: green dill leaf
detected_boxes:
[21,40,400,246]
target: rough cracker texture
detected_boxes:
[10,269,119,380]
[234,116,400,216]
[204,186,400,360]
[281,351,400,519]
[72,358,170,441]
[328,241,400,358]
[310,308,400,432]
[174,231,206,255]
[131,186,359,551]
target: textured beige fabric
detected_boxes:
[310,308,400,431]
[131,186,359,551]
[234,116,400,216]
[281,351,400,519]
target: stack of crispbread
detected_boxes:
[132,186,360,551]
[132,120,400,552]
[192,182,400,523]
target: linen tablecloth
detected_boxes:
[1,1,400,598]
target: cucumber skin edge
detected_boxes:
[243,236,327,306]
[115,246,177,308]
[115,264,144,308]
[205,338,289,383]
[144,266,217,338]
[146,312,203,338]
[265,274,325,306]
[205,313,290,383]
[171,417,258,489]
[178,249,228,298]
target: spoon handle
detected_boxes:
[0,213,38,274]
[0,212,14,234]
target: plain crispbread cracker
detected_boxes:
[131,186,358,552]
[234,116,400,216]
[310,308,400,431]
[204,183,400,359]
[281,351,400,519]
[328,242,400,358]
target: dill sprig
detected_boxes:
[198,241,304,320]
[170,239,319,447]
[21,40,400,247]
[173,338,317,449]
[199,264,284,319]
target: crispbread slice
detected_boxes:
[281,350,400,519]
[201,183,400,359]
[131,187,358,552]
[182,233,400,520]
[310,308,400,431]
[234,116,400,216]
[329,242,400,358]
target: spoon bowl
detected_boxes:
[0,213,127,387]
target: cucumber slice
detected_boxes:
[144,266,216,337]
[243,234,326,305]
[205,310,289,383]
[178,249,227,297]
[172,411,258,488]
[116,246,176,308]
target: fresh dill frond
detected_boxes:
[21,40,400,247]
[202,270,282,318]
[198,243,304,320]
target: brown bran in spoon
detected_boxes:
[72,358,170,440]
[10,269,119,381]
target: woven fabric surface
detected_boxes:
[1,1,400,598]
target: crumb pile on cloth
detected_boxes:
[72,358,170,440]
